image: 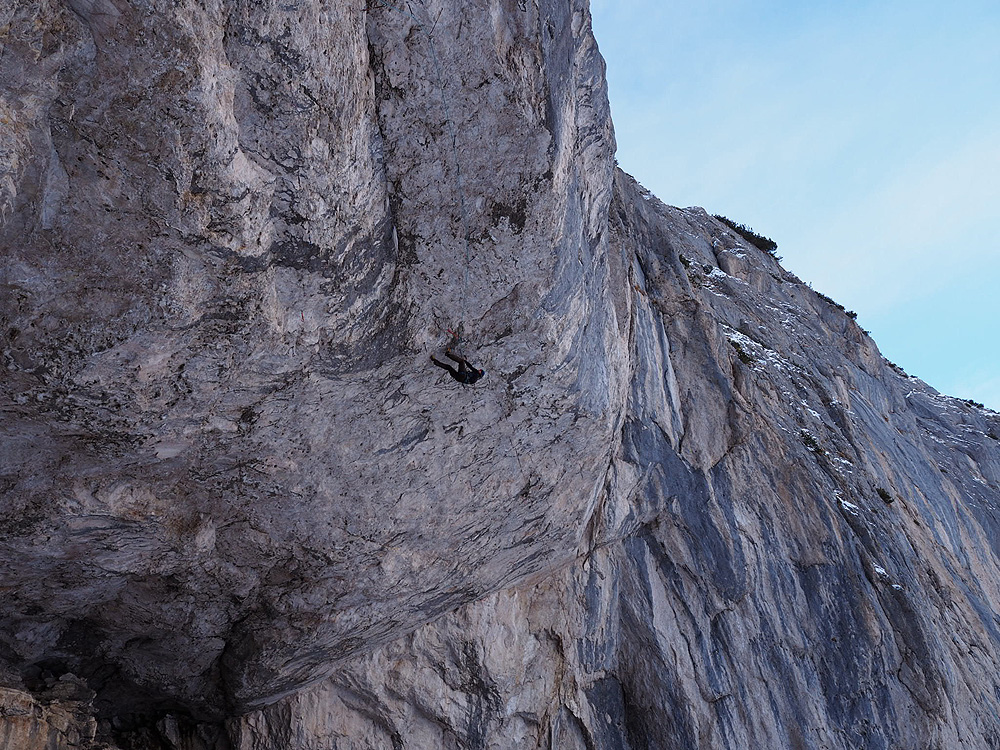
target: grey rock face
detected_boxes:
[227,175,1000,750]
[3,0,1000,748]
[3,0,618,719]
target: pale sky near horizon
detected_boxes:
[590,0,1000,411]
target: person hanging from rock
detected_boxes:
[430,348,485,385]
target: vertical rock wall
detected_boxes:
[2,0,1000,748]
[225,172,1000,750]
[2,0,624,723]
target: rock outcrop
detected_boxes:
[0,683,100,750]
[2,0,999,748]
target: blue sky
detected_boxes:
[590,0,1000,410]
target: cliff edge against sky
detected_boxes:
[2,1,1000,748]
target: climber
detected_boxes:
[430,349,485,385]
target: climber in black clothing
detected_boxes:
[431,349,485,385]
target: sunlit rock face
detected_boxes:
[3,1,1000,748]
[227,173,1000,750]
[2,0,618,721]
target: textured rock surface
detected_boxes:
[3,0,619,720]
[3,0,1000,748]
[0,683,101,750]
[226,175,1000,750]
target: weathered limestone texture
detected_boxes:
[0,683,100,750]
[2,0,999,748]
[226,176,1000,750]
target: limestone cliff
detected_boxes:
[2,1,999,749]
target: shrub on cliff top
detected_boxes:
[713,214,780,259]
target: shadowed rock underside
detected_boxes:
[2,1,999,748]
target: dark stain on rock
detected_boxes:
[268,238,326,273]
[584,677,630,750]
[488,196,528,234]
[458,641,501,750]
